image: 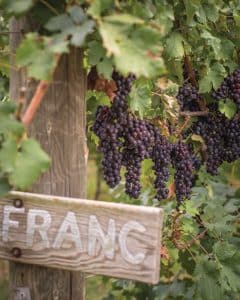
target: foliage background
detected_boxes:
[0,0,240,299]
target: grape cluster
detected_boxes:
[223,118,240,162]
[171,142,195,204]
[177,83,201,112]
[212,68,240,110]
[92,106,122,188]
[92,72,175,201]
[92,67,240,205]
[152,132,172,200]
[186,101,240,175]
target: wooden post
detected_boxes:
[9,18,87,300]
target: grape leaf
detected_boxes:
[104,14,143,24]
[0,139,17,173]
[10,139,51,190]
[0,177,11,196]
[99,17,165,77]
[45,10,95,48]
[27,50,55,81]
[0,101,17,115]
[194,258,225,300]
[88,40,106,65]
[45,14,74,31]
[97,57,113,79]
[165,33,185,59]
[71,21,95,47]
[201,30,221,57]
[88,0,113,18]
[68,5,87,23]
[0,115,24,137]
[219,99,237,119]
[129,78,153,117]
[199,63,226,93]
[0,0,33,14]
[16,34,56,80]
[214,241,237,261]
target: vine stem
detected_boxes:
[184,56,198,88]
[22,80,49,127]
[180,111,209,117]
[22,54,61,127]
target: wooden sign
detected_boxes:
[0,192,163,284]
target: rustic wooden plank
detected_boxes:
[0,192,163,284]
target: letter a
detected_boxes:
[53,212,83,251]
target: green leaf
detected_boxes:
[220,265,240,292]
[10,139,51,190]
[88,40,106,65]
[104,14,144,24]
[71,21,95,47]
[45,11,94,48]
[0,177,11,196]
[199,63,226,93]
[214,242,240,292]
[0,139,17,173]
[201,30,221,57]
[97,57,113,79]
[16,33,40,66]
[129,78,153,117]
[195,258,225,300]
[219,99,237,119]
[48,38,69,54]
[28,51,55,81]
[45,14,74,32]
[203,3,219,22]
[99,21,165,77]
[191,134,205,144]
[165,33,185,59]
[0,0,33,14]
[118,32,164,76]
[16,34,56,80]
[183,0,198,26]
[182,200,199,216]
[99,21,126,55]
[0,115,24,137]
[87,90,110,114]
[214,241,237,262]
[67,5,87,23]
[0,101,16,115]
[88,0,113,18]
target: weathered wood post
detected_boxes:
[9,17,87,300]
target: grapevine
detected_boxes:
[93,67,240,205]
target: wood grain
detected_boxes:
[0,192,163,284]
[9,17,87,300]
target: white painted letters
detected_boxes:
[2,206,25,242]
[53,212,83,251]
[119,221,146,265]
[26,209,51,249]
[88,215,116,259]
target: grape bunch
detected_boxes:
[212,68,240,110]
[91,66,240,205]
[176,83,201,112]
[186,99,240,176]
[223,118,240,162]
[171,142,195,204]
[188,111,225,175]
[92,106,123,188]
[152,131,172,200]
[92,71,179,202]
